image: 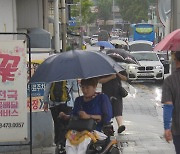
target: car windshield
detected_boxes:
[129,43,153,51]
[131,52,159,61]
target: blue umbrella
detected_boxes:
[95,41,115,49]
[30,50,124,83]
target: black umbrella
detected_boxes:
[106,53,125,63]
[30,50,124,83]
[106,49,138,64]
[124,56,139,64]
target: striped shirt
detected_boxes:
[161,68,180,135]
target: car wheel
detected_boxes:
[108,146,121,154]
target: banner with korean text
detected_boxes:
[26,53,50,112]
[0,41,28,142]
[27,60,45,112]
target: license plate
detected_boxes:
[138,73,153,76]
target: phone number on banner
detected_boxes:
[0,122,24,128]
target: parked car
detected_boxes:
[83,36,91,44]
[90,34,98,45]
[127,51,164,83]
[156,52,170,74]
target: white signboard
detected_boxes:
[0,40,28,142]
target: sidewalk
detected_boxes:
[116,84,176,154]
[1,84,176,154]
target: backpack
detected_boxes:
[50,81,70,102]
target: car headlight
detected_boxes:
[154,65,163,69]
[128,65,138,69]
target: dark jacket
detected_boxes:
[102,76,122,99]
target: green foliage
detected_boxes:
[97,0,113,24]
[148,0,156,4]
[87,13,97,24]
[70,0,95,25]
[115,0,150,23]
[66,45,72,51]
[81,0,94,23]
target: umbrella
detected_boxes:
[124,56,138,64]
[30,50,124,83]
[154,29,180,51]
[110,39,127,46]
[106,49,138,64]
[95,41,115,49]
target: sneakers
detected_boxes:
[118,125,126,134]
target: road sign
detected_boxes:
[69,17,76,26]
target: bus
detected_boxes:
[129,23,155,43]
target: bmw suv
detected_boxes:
[126,51,164,83]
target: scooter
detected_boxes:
[55,118,125,154]
[86,122,125,154]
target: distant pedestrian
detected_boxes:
[115,44,122,49]
[161,51,180,154]
[99,72,127,133]
[99,46,106,54]
[43,80,78,153]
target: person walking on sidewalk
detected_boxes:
[99,46,106,54]
[43,80,78,152]
[99,72,127,133]
[161,51,180,154]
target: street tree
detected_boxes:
[115,0,149,23]
[70,0,95,25]
[97,0,113,25]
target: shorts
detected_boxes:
[111,98,123,117]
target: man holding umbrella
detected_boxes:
[161,51,180,153]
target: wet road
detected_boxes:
[130,81,163,107]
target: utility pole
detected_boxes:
[54,0,60,52]
[61,0,67,52]
[171,0,180,31]
[171,0,180,72]
[112,0,115,30]
[165,10,171,36]
[79,0,83,49]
